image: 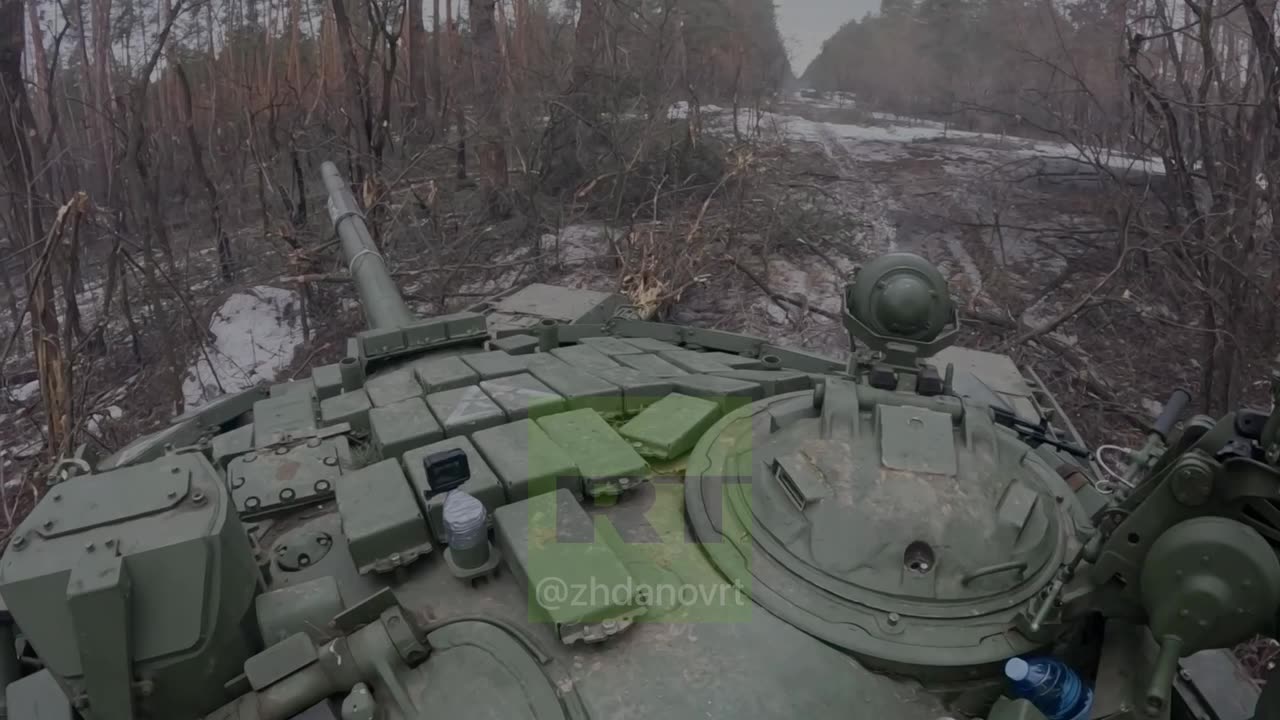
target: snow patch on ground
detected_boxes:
[714,107,1163,174]
[766,257,845,316]
[543,224,615,265]
[181,286,304,408]
[668,101,730,120]
[86,405,124,434]
[535,224,618,290]
[2,438,41,463]
[869,112,946,129]
[450,224,618,301]
[8,380,40,403]
[790,91,859,109]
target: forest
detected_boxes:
[0,0,1279,557]
[806,0,1280,421]
[0,0,790,461]
[807,2,1280,675]
[2,0,1280,690]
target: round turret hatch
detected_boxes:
[684,378,1084,678]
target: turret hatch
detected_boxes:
[685,377,1083,678]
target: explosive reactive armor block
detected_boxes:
[494,490,644,644]
[536,409,649,497]
[337,459,433,573]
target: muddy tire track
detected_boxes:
[809,120,987,301]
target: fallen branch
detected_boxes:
[794,170,858,183]
[968,309,1118,402]
[727,255,841,321]
[997,213,1132,352]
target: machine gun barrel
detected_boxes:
[321,161,415,331]
[1150,388,1190,440]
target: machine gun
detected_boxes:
[1021,372,1280,719]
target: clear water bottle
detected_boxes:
[1004,656,1094,720]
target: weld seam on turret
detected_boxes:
[348,248,386,276]
[328,207,367,231]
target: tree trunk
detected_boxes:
[406,0,428,118]
[330,0,372,175]
[288,0,303,93]
[447,0,467,179]
[175,63,234,282]
[432,0,443,132]
[25,1,50,139]
[117,252,142,364]
[59,197,86,343]
[0,252,21,352]
[495,0,514,98]
[1,0,66,455]
[36,7,80,201]
[368,0,405,171]
[511,0,526,74]
[124,0,186,278]
[89,0,115,204]
[0,0,47,274]
[541,0,603,190]
[468,0,508,208]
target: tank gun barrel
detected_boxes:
[321,161,415,330]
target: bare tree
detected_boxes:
[1,0,65,453]
[541,0,604,190]
[405,0,428,120]
[468,0,509,209]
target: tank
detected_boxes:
[1,162,1277,720]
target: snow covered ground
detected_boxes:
[8,380,39,404]
[665,95,1135,360]
[679,99,1159,177]
[726,105,1164,175]
[181,286,304,408]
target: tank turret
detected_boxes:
[2,168,1276,720]
[685,254,1085,686]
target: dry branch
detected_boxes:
[727,255,840,322]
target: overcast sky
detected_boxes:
[777,0,877,74]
